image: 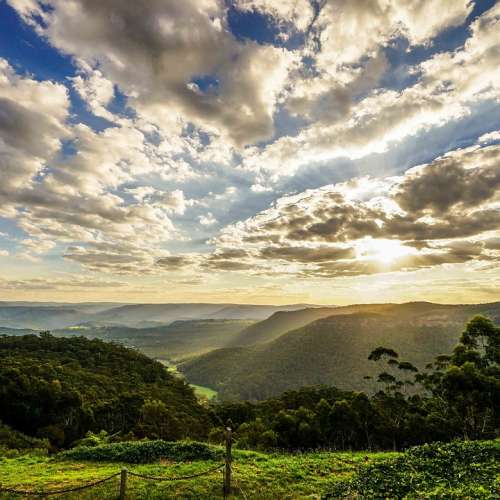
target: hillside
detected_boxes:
[231,301,500,346]
[0,306,90,330]
[230,307,337,346]
[54,319,254,361]
[0,334,210,447]
[0,302,316,330]
[181,301,500,399]
[90,303,315,326]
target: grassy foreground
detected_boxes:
[0,440,498,499]
[0,448,393,499]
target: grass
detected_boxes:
[191,384,218,401]
[0,448,395,499]
[2,440,497,499]
[160,360,218,401]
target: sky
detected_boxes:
[0,0,499,305]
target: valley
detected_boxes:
[0,304,498,498]
[2,300,499,400]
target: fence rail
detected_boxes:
[0,426,235,499]
[127,463,225,482]
[0,472,121,496]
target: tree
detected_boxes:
[138,399,182,440]
[368,347,399,362]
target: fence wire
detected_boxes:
[0,463,226,497]
[230,463,249,500]
[127,463,225,481]
[0,472,121,496]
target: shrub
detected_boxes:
[60,440,222,463]
[72,430,111,448]
[323,440,500,499]
[0,421,49,452]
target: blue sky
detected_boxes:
[0,0,499,304]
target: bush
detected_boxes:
[323,440,500,499]
[72,430,111,448]
[60,440,222,463]
[0,421,49,452]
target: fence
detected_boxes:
[0,428,238,499]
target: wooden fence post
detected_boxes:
[119,467,127,500]
[224,425,232,496]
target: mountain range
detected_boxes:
[0,302,316,330]
[180,301,500,399]
[1,300,499,401]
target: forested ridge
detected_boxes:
[0,314,498,455]
[182,301,500,400]
[211,316,499,451]
[0,333,210,448]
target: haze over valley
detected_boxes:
[2,300,498,401]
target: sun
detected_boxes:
[355,238,415,264]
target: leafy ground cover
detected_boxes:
[324,439,500,499]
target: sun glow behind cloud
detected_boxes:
[355,238,417,265]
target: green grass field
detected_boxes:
[0,449,394,499]
[191,384,218,401]
[161,360,218,401]
[1,440,498,499]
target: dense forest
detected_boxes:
[0,333,210,448]
[211,316,499,450]
[0,315,498,454]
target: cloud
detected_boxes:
[242,2,500,178]
[10,0,296,146]
[389,0,473,45]
[18,238,56,261]
[63,241,169,274]
[70,66,115,120]
[1,0,499,303]
[394,144,500,214]
[0,60,192,265]
[0,276,126,290]
[190,142,500,278]
[156,255,198,270]
[126,187,188,214]
[234,0,315,32]
[199,212,217,226]
[479,130,500,144]
[484,237,500,251]
[0,59,69,194]
[316,0,471,64]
